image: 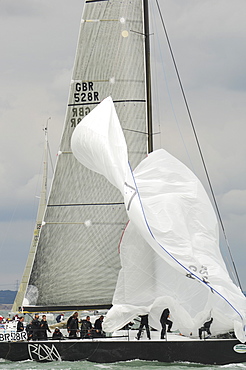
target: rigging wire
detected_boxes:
[155,0,243,291]
[47,142,55,175]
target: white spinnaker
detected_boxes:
[71,96,128,193]
[71,96,246,342]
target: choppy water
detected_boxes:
[1,311,246,370]
[1,359,246,370]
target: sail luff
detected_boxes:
[12,125,49,312]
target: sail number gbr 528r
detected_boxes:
[70,81,99,127]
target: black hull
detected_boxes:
[1,339,246,364]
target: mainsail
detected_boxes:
[21,0,149,311]
[71,96,246,342]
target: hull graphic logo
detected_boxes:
[28,343,61,361]
[233,344,246,354]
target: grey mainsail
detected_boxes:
[21,0,149,310]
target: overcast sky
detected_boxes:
[0,0,245,292]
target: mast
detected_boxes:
[12,119,50,312]
[143,0,153,153]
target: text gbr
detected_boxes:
[71,81,99,127]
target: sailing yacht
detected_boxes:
[1,0,246,364]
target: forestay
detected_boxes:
[71,96,246,342]
[23,0,148,310]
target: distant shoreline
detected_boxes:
[0,304,12,310]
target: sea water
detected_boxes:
[1,359,246,370]
[1,311,246,370]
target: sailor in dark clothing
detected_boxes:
[121,322,134,330]
[94,315,105,337]
[52,327,64,339]
[136,314,151,340]
[199,318,213,339]
[67,311,79,338]
[81,316,93,338]
[26,322,33,341]
[40,315,51,340]
[56,314,64,323]
[160,308,173,339]
[32,314,41,340]
[17,317,24,332]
